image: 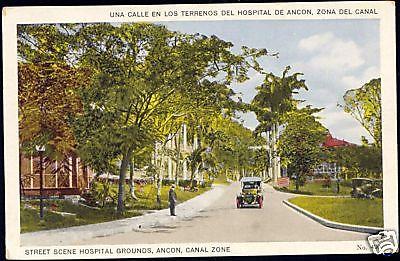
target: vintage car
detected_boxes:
[236,177,263,208]
[350,178,383,199]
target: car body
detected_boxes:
[350,178,383,199]
[236,177,263,208]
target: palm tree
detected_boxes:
[251,66,308,183]
[186,147,207,188]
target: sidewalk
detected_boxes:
[20,184,229,246]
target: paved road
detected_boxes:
[75,183,368,245]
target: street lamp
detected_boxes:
[35,145,45,220]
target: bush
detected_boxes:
[199,180,213,188]
[161,179,176,186]
[273,186,313,195]
[178,179,191,187]
[340,179,352,187]
[290,175,306,187]
[322,178,331,188]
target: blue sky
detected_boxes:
[159,19,380,144]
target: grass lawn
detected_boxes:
[21,183,210,233]
[20,201,141,233]
[275,181,352,196]
[127,184,210,210]
[288,196,383,227]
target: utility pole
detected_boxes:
[36,145,45,221]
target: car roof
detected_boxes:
[240,177,262,182]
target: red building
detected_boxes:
[20,154,94,197]
[314,132,354,177]
[322,132,354,148]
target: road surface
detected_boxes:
[74,182,368,245]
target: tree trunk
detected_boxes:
[189,162,198,189]
[270,127,275,183]
[117,147,133,216]
[129,159,138,200]
[156,177,162,205]
[101,178,110,208]
[273,123,279,183]
[175,132,181,185]
[156,155,164,206]
[296,171,300,191]
[71,155,78,188]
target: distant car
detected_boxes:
[350,178,383,199]
[236,177,263,208]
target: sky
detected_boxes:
[158,19,380,145]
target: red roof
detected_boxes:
[322,133,353,147]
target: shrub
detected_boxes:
[161,179,175,186]
[321,175,331,188]
[199,180,213,188]
[340,179,352,187]
[273,186,313,195]
[178,179,193,187]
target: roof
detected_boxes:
[322,133,354,147]
[240,177,262,182]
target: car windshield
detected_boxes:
[243,182,259,189]
[353,179,372,187]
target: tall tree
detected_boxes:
[18,61,90,164]
[329,145,382,179]
[251,66,308,182]
[340,78,381,147]
[278,108,327,191]
[71,23,268,215]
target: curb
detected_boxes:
[283,199,383,234]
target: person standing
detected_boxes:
[168,184,177,216]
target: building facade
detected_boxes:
[313,132,354,179]
[20,154,94,196]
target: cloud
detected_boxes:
[297,32,365,72]
[231,70,264,103]
[298,32,333,51]
[317,107,373,144]
[341,66,380,90]
[237,111,259,131]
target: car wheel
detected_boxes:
[258,198,263,208]
[236,199,240,208]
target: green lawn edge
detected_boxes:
[288,196,383,227]
[274,181,352,196]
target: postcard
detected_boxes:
[2,1,398,259]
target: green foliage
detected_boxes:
[17,22,271,215]
[341,78,381,147]
[328,145,382,179]
[17,24,76,64]
[18,62,91,159]
[252,66,308,131]
[278,108,327,190]
[69,23,268,214]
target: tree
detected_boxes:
[18,61,91,166]
[71,23,268,215]
[251,66,308,182]
[329,145,382,179]
[17,24,76,64]
[278,108,327,191]
[340,78,381,147]
[17,22,271,215]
